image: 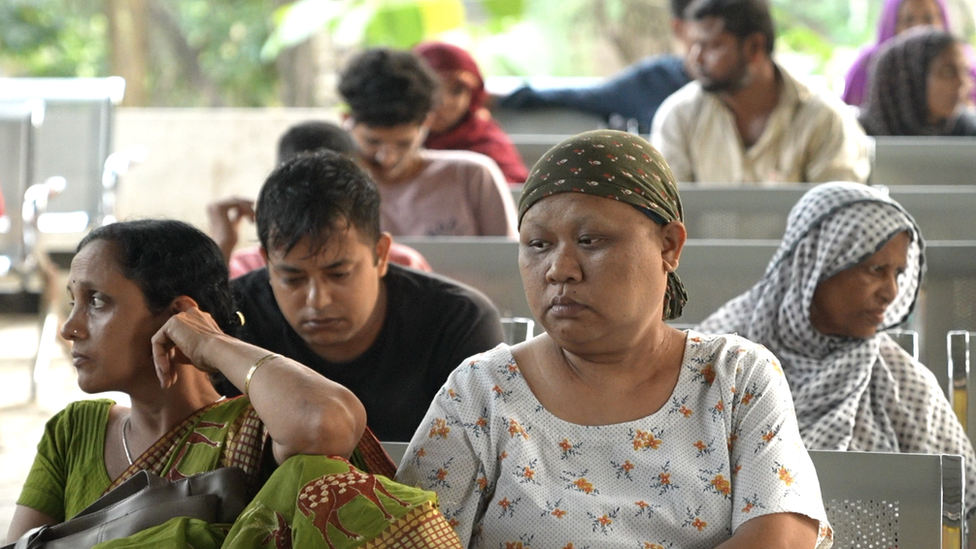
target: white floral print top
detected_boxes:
[396,332,832,549]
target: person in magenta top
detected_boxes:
[414,41,529,184]
[843,0,976,107]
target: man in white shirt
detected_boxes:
[651,0,870,185]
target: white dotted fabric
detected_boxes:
[397,335,831,548]
[697,181,976,514]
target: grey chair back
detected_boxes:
[675,184,976,242]
[0,77,125,235]
[809,450,965,548]
[381,441,410,468]
[870,136,976,186]
[491,105,604,136]
[397,237,529,319]
[949,331,975,444]
[0,100,42,277]
[501,316,535,344]
[885,328,919,361]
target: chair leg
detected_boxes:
[29,251,63,404]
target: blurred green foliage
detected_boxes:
[0,0,939,105]
[263,0,524,58]
[0,0,279,106]
[0,0,108,77]
[157,0,278,106]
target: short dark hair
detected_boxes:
[277,121,357,164]
[256,150,381,257]
[670,0,695,19]
[77,219,238,334]
[688,0,775,54]
[338,48,439,127]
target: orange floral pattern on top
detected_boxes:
[396,334,832,548]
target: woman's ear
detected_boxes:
[661,221,687,273]
[169,295,200,315]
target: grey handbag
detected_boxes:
[6,466,250,549]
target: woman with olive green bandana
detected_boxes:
[397,130,831,549]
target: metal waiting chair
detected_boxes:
[949,331,974,441]
[0,100,66,403]
[0,77,126,241]
[885,328,920,361]
[381,441,410,468]
[809,449,965,549]
[500,316,535,344]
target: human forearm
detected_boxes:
[205,336,366,459]
[715,512,819,549]
[6,505,56,543]
[152,303,366,459]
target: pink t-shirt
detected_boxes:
[376,149,518,238]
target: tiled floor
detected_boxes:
[0,313,123,537]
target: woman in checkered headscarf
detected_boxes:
[698,181,976,515]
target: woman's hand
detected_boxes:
[150,296,366,458]
[151,300,227,388]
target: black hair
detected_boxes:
[338,48,439,127]
[277,121,357,164]
[256,149,381,257]
[688,0,775,54]
[670,0,695,19]
[76,219,238,334]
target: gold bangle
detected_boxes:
[244,353,279,399]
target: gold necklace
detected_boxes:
[121,415,134,466]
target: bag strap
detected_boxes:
[74,470,160,518]
[5,467,250,549]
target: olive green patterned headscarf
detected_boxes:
[517,129,687,320]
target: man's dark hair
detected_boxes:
[670,0,695,19]
[338,48,439,127]
[688,0,775,54]
[77,219,238,334]
[277,121,357,164]
[257,150,381,257]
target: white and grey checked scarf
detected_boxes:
[698,181,976,513]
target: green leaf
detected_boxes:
[363,3,424,47]
[479,0,523,20]
[260,0,343,61]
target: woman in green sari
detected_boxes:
[5,219,460,548]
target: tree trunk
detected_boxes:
[273,0,319,107]
[106,0,149,106]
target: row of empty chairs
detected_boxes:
[0,77,126,403]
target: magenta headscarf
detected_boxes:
[842,0,960,106]
[414,42,529,183]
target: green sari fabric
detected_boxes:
[94,456,460,549]
[92,398,457,548]
[107,397,266,493]
[222,455,460,548]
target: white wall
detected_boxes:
[111,107,342,248]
